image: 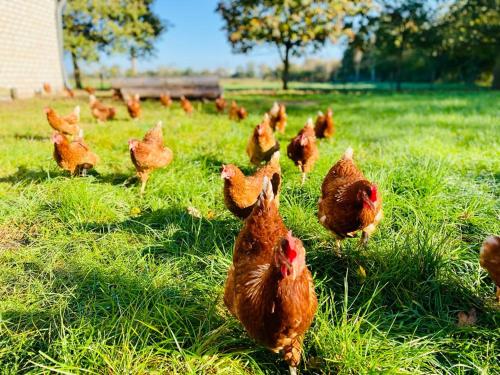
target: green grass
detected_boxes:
[0,90,499,374]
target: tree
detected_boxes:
[216,0,372,90]
[438,0,500,89]
[108,0,166,76]
[371,0,431,90]
[63,0,112,88]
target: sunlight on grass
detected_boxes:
[0,91,499,373]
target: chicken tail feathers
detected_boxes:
[270,150,280,165]
[343,146,354,160]
[259,176,275,206]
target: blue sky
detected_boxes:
[74,0,344,73]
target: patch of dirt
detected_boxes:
[0,222,37,251]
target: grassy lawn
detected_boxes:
[0,90,499,374]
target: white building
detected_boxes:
[0,0,66,98]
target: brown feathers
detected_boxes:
[246,114,280,165]
[318,147,382,246]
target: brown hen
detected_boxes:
[224,177,317,375]
[43,82,52,94]
[180,96,194,114]
[269,102,287,133]
[318,147,383,249]
[160,93,173,107]
[126,94,142,119]
[246,114,280,165]
[89,95,116,122]
[215,95,226,113]
[228,100,248,121]
[287,118,319,185]
[52,131,99,176]
[222,151,281,219]
[129,121,173,195]
[480,235,500,301]
[314,108,335,139]
[44,106,81,136]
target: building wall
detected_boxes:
[0,0,64,97]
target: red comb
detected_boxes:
[370,185,378,202]
[284,231,297,262]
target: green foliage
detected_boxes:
[63,0,113,63]
[107,0,166,66]
[216,0,372,89]
[339,0,500,87]
[0,89,499,373]
[63,0,166,82]
[437,0,500,86]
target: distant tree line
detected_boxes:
[338,0,499,89]
[217,0,499,89]
[65,0,498,90]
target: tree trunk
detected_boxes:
[492,54,500,90]
[130,48,137,77]
[71,52,82,89]
[281,45,290,90]
[396,50,403,91]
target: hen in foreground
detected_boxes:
[44,106,80,136]
[246,114,280,165]
[129,121,173,195]
[224,177,317,375]
[480,235,500,301]
[52,131,99,176]
[287,118,319,185]
[318,147,383,249]
[222,151,281,219]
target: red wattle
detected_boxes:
[370,186,378,202]
[281,264,288,278]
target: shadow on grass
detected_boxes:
[190,153,226,175]
[14,133,50,141]
[81,206,240,258]
[310,230,499,334]
[97,171,134,186]
[0,167,134,186]
[1,263,244,369]
[0,166,62,184]
[4,211,499,373]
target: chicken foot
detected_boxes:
[360,231,369,247]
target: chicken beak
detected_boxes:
[220,165,228,179]
[364,196,376,210]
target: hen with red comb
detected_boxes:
[318,147,383,249]
[224,177,317,375]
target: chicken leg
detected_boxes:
[360,231,369,247]
[335,239,342,254]
[138,172,150,196]
[140,179,147,196]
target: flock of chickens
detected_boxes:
[42,91,499,375]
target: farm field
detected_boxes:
[0,91,499,374]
